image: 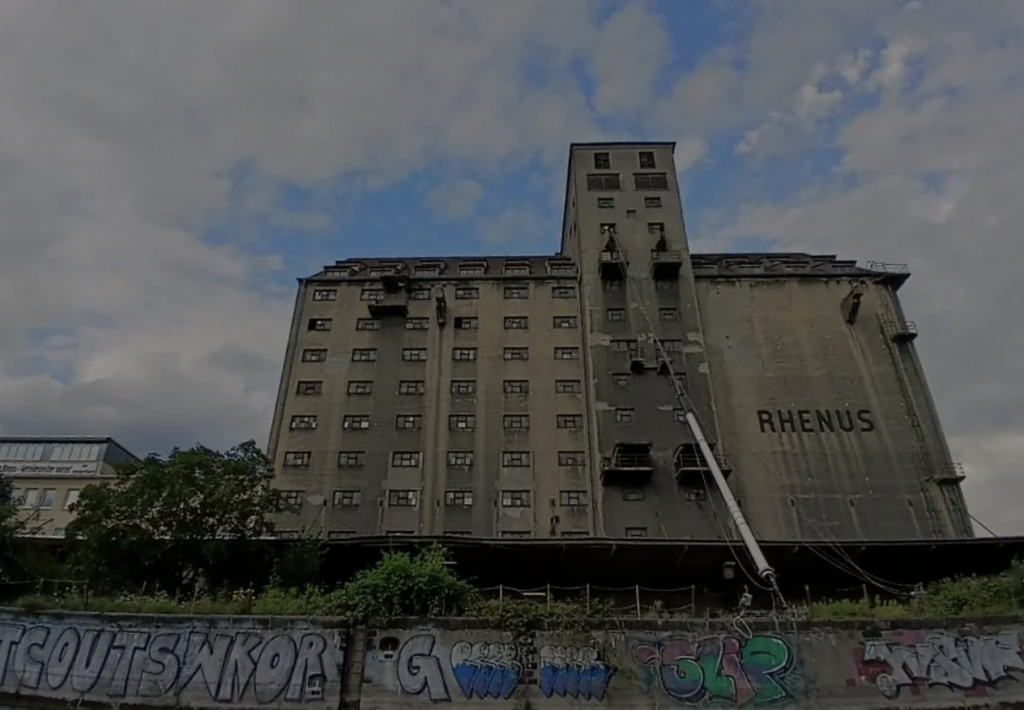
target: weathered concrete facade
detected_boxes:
[2,611,1023,709]
[267,141,971,542]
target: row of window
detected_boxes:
[597,196,662,209]
[285,449,550,468]
[301,346,584,364]
[0,443,104,463]
[291,411,590,432]
[593,150,658,171]
[314,261,578,291]
[298,378,584,397]
[290,406,682,433]
[350,285,576,303]
[291,530,603,540]
[14,487,80,510]
[283,488,592,510]
[310,314,580,334]
[587,172,670,192]
[609,307,679,321]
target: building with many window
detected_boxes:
[0,436,140,537]
[267,142,973,543]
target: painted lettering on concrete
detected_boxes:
[396,634,450,701]
[450,642,520,700]
[860,630,1024,699]
[538,644,614,700]
[633,634,795,707]
[0,621,341,706]
[756,408,875,434]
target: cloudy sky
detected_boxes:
[0,0,1021,534]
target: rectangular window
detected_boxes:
[548,262,577,275]
[390,452,422,467]
[639,151,656,169]
[388,489,419,507]
[342,415,371,430]
[279,490,304,507]
[445,490,474,508]
[19,489,38,509]
[447,451,474,467]
[625,526,649,538]
[634,172,669,190]
[615,408,635,423]
[455,287,479,299]
[661,339,684,353]
[410,288,431,300]
[399,380,426,395]
[559,490,588,506]
[455,316,478,330]
[597,197,615,208]
[504,263,531,276]
[586,173,620,191]
[553,315,578,329]
[554,347,579,360]
[360,288,383,302]
[284,451,311,467]
[351,348,377,362]
[356,318,380,331]
[64,489,81,510]
[623,490,645,501]
[501,490,532,508]
[648,222,666,234]
[503,414,530,430]
[673,408,687,423]
[302,348,328,363]
[459,265,485,276]
[414,264,442,277]
[594,152,611,169]
[644,197,662,208]
[503,379,529,394]
[606,308,625,322]
[338,451,366,468]
[502,451,531,467]
[395,414,422,430]
[655,280,677,293]
[402,348,428,362]
[659,308,678,321]
[504,286,528,300]
[296,380,323,396]
[499,531,532,539]
[449,414,476,431]
[452,348,477,361]
[451,379,476,394]
[312,289,338,301]
[290,415,317,430]
[368,266,397,277]
[612,373,631,387]
[555,379,582,394]
[686,489,708,502]
[348,380,373,395]
[333,490,362,507]
[504,316,528,329]
[406,317,430,330]
[612,339,638,354]
[503,347,529,361]
[39,488,56,509]
[558,451,586,466]
[552,286,576,299]
[307,318,332,332]
[557,414,583,429]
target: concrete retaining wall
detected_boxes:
[0,611,1022,709]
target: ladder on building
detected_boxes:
[601,228,785,605]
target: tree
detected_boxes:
[67,440,290,593]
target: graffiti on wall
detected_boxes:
[389,634,615,702]
[859,630,1024,699]
[538,645,614,700]
[0,621,342,705]
[633,634,795,707]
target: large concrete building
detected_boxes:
[267,142,973,543]
[0,435,140,537]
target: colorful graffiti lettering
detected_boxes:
[397,634,451,701]
[449,642,521,700]
[859,630,1024,698]
[538,644,614,700]
[633,634,794,707]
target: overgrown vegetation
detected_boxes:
[1,440,1021,623]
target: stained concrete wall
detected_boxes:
[1,611,1022,709]
[0,611,345,710]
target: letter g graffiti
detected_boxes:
[397,634,450,702]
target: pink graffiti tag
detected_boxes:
[632,635,794,707]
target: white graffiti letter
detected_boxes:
[397,634,449,701]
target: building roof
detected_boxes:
[0,435,139,459]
